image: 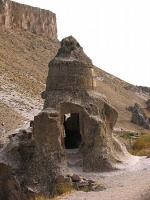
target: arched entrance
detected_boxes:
[64,113,82,149]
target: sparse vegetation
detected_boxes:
[119,131,150,156]
[34,191,72,200]
[121,132,136,140]
[132,133,150,156]
[34,196,59,200]
[55,182,74,195]
[34,196,50,200]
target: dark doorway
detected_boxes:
[64,113,82,149]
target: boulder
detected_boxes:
[130,103,150,129]
[0,128,35,199]
[71,174,81,182]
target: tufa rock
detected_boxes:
[33,36,128,175]
[130,103,150,129]
[55,36,92,65]
[0,128,35,199]
[0,163,22,200]
[0,36,130,197]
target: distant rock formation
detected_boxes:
[129,103,150,129]
[146,99,150,111]
[137,86,150,96]
[125,84,150,96]
[0,0,57,39]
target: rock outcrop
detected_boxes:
[0,36,131,197]
[146,99,150,111]
[125,85,150,96]
[0,163,22,200]
[130,103,150,129]
[0,0,57,39]
[137,86,150,96]
[0,128,35,200]
[34,36,128,175]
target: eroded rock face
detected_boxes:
[0,36,130,197]
[130,103,150,129]
[146,99,150,111]
[0,0,57,39]
[0,163,22,200]
[0,128,35,199]
[55,36,92,64]
[34,36,127,174]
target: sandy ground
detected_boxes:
[62,156,150,200]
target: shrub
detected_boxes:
[55,182,74,195]
[132,133,150,156]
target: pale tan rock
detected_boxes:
[0,0,57,39]
[33,36,126,173]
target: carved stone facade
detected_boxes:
[34,36,126,172]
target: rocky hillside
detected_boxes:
[0,0,149,135]
[0,0,59,133]
[94,67,150,132]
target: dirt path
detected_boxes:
[62,157,150,200]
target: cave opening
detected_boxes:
[64,113,82,149]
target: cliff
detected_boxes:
[0,0,57,39]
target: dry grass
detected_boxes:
[34,191,72,200]
[35,196,59,200]
[55,182,74,196]
[33,183,74,200]
[132,133,150,156]
[34,196,58,200]
[34,197,50,200]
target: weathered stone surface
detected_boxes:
[130,103,150,129]
[71,174,81,182]
[55,36,92,64]
[137,86,150,95]
[0,36,129,197]
[34,36,127,174]
[146,99,150,111]
[44,36,94,93]
[0,129,36,199]
[0,163,22,200]
[125,85,150,96]
[0,0,57,39]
